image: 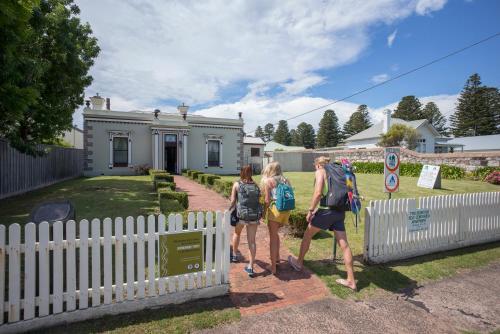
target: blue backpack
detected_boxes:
[275,179,295,211]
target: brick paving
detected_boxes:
[174,175,330,316]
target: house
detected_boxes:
[446,134,500,152]
[344,110,452,153]
[83,94,244,176]
[242,136,265,173]
[62,126,84,149]
[264,140,305,153]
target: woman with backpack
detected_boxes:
[229,165,262,277]
[261,161,294,275]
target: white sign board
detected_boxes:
[408,209,431,232]
[417,165,441,189]
[384,147,400,193]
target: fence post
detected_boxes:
[222,210,231,284]
[363,207,372,263]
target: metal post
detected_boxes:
[333,235,337,261]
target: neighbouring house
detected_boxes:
[263,140,305,153]
[446,134,500,152]
[344,110,455,153]
[242,136,265,173]
[83,94,244,176]
[62,126,84,149]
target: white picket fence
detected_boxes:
[0,211,231,333]
[363,192,500,264]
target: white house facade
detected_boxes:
[83,95,244,176]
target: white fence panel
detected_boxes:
[0,212,231,333]
[364,192,500,264]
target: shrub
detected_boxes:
[213,179,234,197]
[439,165,465,180]
[134,164,151,175]
[159,198,185,214]
[152,173,174,183]
[156,181,176,191]
[195,173,205,183]
[352,161,467,180]
[149,169,166,176]
[287,210,308,237]
[181,169,188,174]
[191,171,201,180]
[352,162,384,174]
[399,163,423,177]
[158,189,189,209]
[472,167,500,181]
[206,174,221,186]
[485,171,500,185]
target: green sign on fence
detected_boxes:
[159,231,204,277]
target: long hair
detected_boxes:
[240,165,253,182]
[314,156,331,167]
[260,161,283,188]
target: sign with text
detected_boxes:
[408,209,431,232]
[417,165,442,189]
[159,231,204,277]
[384,147,400,193]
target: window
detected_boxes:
[113,137,129,167]
[207,140,220,167]
[251,147,260,157]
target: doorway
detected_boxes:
[164,134,177,174]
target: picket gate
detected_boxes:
[364,192,500,263]
[0,211,231,333]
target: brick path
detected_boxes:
[174,176,330,316]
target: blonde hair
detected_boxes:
[260,161,283,188]
[314,156,331,166]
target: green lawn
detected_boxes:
[222,172,500,299]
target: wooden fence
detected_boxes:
[0,211,231,333]
[363,192,500,264]
[0,139,83,199]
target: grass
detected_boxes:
[221,172,500,299]
[39,296,240,334]
[0,176,159,226]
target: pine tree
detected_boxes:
[342,104,372,137]
[392,96,425,121]
[263,123,275,142]
[254,126,265,140]
[422,102,448,136]
[274,120,291,145]
[316,109,341,148]
[289,129,301,146]
[296,122,316,148]
[450,74,500,137]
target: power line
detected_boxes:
[249,31,500,135]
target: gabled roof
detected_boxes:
[243,136,265,145]
[447,134,500,151]
[264,141,305,152]
[345,118,441,142]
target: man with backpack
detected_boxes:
[288,156,357,291]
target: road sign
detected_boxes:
[159,231,204,277]
[417,165,442,189]
[384,147,400,193]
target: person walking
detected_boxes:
[288,156,357,291]
[229,165,262,277]
[261,161,292,275]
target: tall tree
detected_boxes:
[378,124,418,150]
[0,0,100,155]
[450,74,500,137]
[392,96,425,121]
[254,126,265,140]
[342,104,372,137]
[289,129,301,146]
[422,102,448,136]
[263,123,275,142]
[317,109,341,148]
[274,120,291,145]
[295,122,316,148]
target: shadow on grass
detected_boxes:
[39,295,238,334]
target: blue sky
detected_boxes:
[75,0,500,133]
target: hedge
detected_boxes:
[159,198,185,214]
[156,181,176,191]
[351,161,468,180]
[471,167,500,181]
[152,173,174,183]
[206,174,221,186]
[149,169,166,176]
[213,179,234,198]
[191,171,201,180]
[158,189,189,209]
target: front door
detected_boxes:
[164,134,177,174]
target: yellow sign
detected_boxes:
[159,231,203,277]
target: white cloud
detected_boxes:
[74,0,448,111]
[415,0,447,15]
[387,29,398,47]
[371,73,390,84]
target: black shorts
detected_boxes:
[310,209,346,232]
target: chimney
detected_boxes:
[106,98,110,110]
[238,112,242,119]
[154,109,160,119]
[90,93,104,110]
[178,103,189,120]
[382,109,391,134]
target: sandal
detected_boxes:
[288,255,303,272]
[244,266,255,277]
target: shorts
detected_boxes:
[266,204,290,225]
[310,209,346,232]
[237,220,259,226]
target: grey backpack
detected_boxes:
[237,181,262,221]
[320,163,350,211]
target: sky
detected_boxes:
[74,0,500,134]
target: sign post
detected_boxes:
[384,147,400,199]
[159,231,204,277]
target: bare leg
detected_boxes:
[297,224,321,266]
[246,224,258,270]
[232,224,244,255]
[334,230,357,290]
[268,220,280,274]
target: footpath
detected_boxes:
[174,176,330,316]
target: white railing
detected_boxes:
[0,211,231,333]
[363,192,500,264]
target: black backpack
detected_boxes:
[236,181,263,221]
[320,163,350,211]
